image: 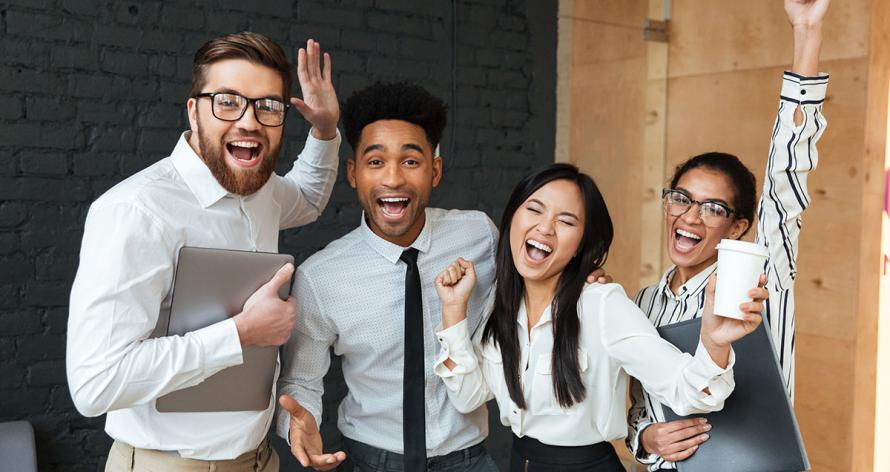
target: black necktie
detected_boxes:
[400,248,426,471]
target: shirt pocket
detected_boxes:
[530,348,589,415]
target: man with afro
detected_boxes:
[276,81,501,472]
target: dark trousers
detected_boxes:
[344,437,498,472]
[509,435,625,472]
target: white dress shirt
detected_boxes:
[434,282,735,446]
[627,71,828,470]
[67,130,340,460]
[277,208,498,456]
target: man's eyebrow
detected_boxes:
[362,143,385,155]
[402,143,424,153]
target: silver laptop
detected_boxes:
[155,246,294,413]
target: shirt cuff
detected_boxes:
[193,318,243,371]
[433,319,478,385]
[780,71,829,104]
[689,339,736,402]
[299,128,341,166]
[632,421,662,465]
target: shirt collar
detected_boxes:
[170,131,230,208]
[360,207,433,264]
[659,262,717,299]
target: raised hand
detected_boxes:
[784,0,830,28]
[279,394,346,471]
[233,263,297,347]
[640,418,711,463]
[699,273,766,367]
[293,39,339,140]
[434,258,476,329]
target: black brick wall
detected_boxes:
[0,0,557,470]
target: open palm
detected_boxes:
[292,39,339,140]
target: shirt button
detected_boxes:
[800,89,807,95]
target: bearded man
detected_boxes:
[66,32,340,471]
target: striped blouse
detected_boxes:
[626,71,829,471]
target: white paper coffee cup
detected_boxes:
[714,239,769,319]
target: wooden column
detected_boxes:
[854,0,890,470]
[639,0,669,288]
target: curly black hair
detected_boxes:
[341,81,448,152]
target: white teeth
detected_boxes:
[380,197,408,203]
[526,239,552,253]
[676,229,702,240]
[229,141,259,148]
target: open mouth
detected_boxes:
[378,196,410,219]
[226,140,263,168]
[674,228,703,252]
[525,238,553,262]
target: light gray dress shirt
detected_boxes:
[67,130,340,460]
[277,208,498,457]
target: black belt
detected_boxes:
[511,435,615,465]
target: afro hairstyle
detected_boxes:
[342,81,448,153]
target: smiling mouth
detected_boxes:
[378,197,410,219]
[226,140,263,166]
[525,239,553,261]
[674,228,702,252]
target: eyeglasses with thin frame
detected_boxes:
[193,92,290,127]
[662,188,736,228]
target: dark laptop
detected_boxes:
[657,318,809,472]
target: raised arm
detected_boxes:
[433,259,496,413]
[757,0,829,291]
[276,39,341,229]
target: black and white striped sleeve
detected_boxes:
[756,71,828,291]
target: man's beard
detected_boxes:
[196,126,280,197]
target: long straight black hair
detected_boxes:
[482,163,613,409]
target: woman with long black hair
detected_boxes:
[432,164,767,471]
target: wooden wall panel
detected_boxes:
[571,0,647,27]
[567,0,649,295]
[668,0,869,78]
[795,333,856,471]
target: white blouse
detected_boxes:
[434,283,735,446]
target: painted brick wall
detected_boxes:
[0,0,556,470]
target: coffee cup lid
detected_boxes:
[716,239,769,258]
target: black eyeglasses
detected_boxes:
[662,189,736,227]
[193,92,290,127]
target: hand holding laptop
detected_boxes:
[233,263,297,347]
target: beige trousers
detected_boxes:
[104,437,279,472]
